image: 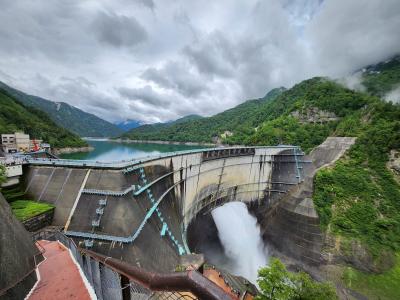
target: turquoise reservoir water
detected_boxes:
[60,139,207,162]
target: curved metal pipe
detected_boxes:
[80,249,233,300]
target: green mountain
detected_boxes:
[362,54,400,97]
[171,114,203,124]
[0,89,86,148]
[121,87,286,142]
[0,81,123,137]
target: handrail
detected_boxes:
[80,248,232,300]
[23,145,299,169]
[65,181,181,243]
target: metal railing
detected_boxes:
[65,181,180,243]
[23,145,299,169]
[82,185,138,196]
[32,230,231,300]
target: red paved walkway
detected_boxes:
[28,240,92,300]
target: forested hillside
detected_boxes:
[233,77,374,151]
[0,89,86,148]
[0,81,123,137]
[121,87,285,142]
[362,54,400,97]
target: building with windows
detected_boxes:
[1,132,51,153]
[1,132,30,153]
[1,134,18,153]
[15,132,30,152]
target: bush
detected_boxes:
[256,258,337,300]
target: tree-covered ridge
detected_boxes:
[0,81,123,137]
[121,87,285,142]
[362,54,400,97]
[227,77,374,151]
[0,89,86,148]
[313,100,400,257]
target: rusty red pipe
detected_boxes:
[80,248,233,300]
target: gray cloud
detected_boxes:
[141,61,207,97]
[136,0,155,11]
[0,0,399,124]
[183,31,237,79]
[306,0,400,77]
[118,86,171,107]
[92,11,147,48]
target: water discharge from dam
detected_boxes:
[211,202,269,284]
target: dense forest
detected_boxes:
[0,89,86,148]
[362,54,400,97]
[0,81,123,137]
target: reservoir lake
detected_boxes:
[60,139,207,162]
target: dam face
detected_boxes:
[22,142,350,275]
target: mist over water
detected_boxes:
[211,201,269,284]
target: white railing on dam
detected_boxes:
[24,144,306,260]
[22,145,299,168]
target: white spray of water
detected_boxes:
[211,201,268,284]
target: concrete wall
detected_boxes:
[23,166,88,225]
[22,146,304,272]
[5,164,22,177]
[0,193,41,300]
[22,209,54,232]
[252,137,356,266]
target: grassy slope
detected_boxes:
[2,185,54,222]
[342,253,400,300]
[0,89,86,148]
[0,81,123,137]
[10,200,54,221]
[122,87,286,142]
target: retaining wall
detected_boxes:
[22,208,54,232]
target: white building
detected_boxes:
[1,132,30,153]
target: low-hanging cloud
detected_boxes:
[385,86,400,104]
[0,0,399,123]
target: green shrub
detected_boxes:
[256,258,337,300]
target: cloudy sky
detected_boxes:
[0,0,399,123]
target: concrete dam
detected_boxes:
[21,138,355,277]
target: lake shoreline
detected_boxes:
[111,138,217,147]
[59,140,211,161]
[52,146,94,155]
